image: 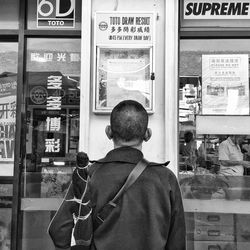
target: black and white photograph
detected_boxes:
[3,0,250,250]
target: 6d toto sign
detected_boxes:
[37,0,75,28]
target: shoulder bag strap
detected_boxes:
[110,158,149,205]
[94,158,149,229]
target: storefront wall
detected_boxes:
[13,0,179,249]
[85,0,168,164]
[4,0,250,249]
[0,0,180,249]
[179,1,250,250]
[6,0,250,250]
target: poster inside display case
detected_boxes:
[95,47,153,112]
[94,11,155,113]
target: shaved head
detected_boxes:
[110,100,148,142]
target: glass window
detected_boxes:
[0,42,18,250]
[27,0,82,30]
[0,0,18,29]
[179,39,250,250]
[20,38,81,250]
[0,43,18,176]
[0,180,12,250]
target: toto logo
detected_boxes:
[30,86,48,104]
[37,0,75,28]
[99,21,108,31]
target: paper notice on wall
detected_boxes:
[202,54,249,115]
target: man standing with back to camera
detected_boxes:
[88,100,186,250]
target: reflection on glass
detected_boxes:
[0,181,12,250]
[0,208,11,250]
[25,38,81,192]
[22,211,55,250]
[21,38,81,250]
[0,0,18,29]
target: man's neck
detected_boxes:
[113,140,142,151]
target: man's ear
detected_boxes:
[105,125,113,140]
[143,128,152,142]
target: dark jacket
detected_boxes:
[89,147,186,250]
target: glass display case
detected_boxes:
[93,11,155,113]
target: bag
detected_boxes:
[48,182,78,249]
[48,158,149,249]
[73,176,93,249]
[48,165,92,249]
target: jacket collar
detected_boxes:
[97,146,143,164]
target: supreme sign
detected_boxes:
[184,0,250,19]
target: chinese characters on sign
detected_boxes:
[46,117,61,131]
[33,109,66,158]
[45,138,60,153]
[28,71,80,106]
[202,54,249,115]
[37,0,76,28]
[95,12,154,45]
[30,51,81,63]
[46,75,62,110]
[44,75,63,154]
